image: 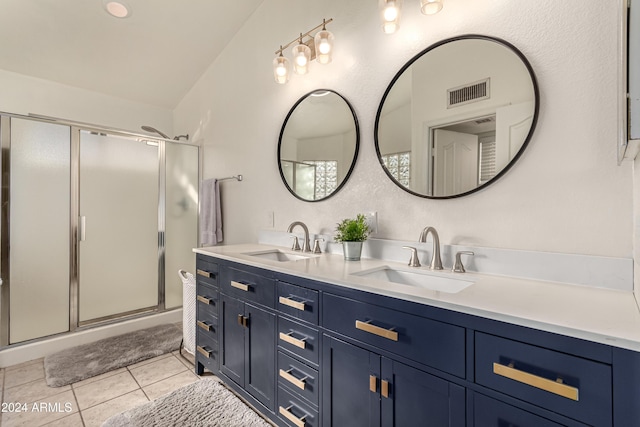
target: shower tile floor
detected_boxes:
[0,349,209,426]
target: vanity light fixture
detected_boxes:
[292,35,312,75]
[273,48,291,84]
[380,0,402,34]
[380,0,444,34]
[273,18,334,84]
[314,19,335,64]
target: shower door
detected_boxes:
[77,131,159,323]
[2,115,199,345]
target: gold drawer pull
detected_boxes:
[197,269,212,278]
[237,314,248,328]
[493,362,579,401]
[231,281,250,292]
[279,296,306,311]
[355,320,398,341]
[279,405,307,427]
[196,346,211,358]
[381,380,390,398]
[279,369,307,390]
[197,321,211,332]
[279,332,307,349]
[197,295,213,305]
[369,375,377,393]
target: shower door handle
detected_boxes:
[79,216,86,241]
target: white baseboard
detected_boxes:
[0,309,182,368]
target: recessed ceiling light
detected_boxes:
[103,0,131,19]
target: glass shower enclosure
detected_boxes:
[0,114,199,345]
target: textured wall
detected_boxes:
[174,0,632,259]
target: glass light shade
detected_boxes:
[292,43,311,75]
[273,54,291,84]
[379,0,402,34]
[314,29,334,64]
[421,0,443,15]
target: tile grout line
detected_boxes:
[127,354,194,400]
[70,381,86,427]
[126,364,151,402]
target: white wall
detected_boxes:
[174,0,632,259]
[0,69,172,134]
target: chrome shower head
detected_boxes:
[141,126,170,139]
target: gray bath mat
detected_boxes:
[102,378,272,427]
[44,323,182,387]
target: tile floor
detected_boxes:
[0,349,209,427]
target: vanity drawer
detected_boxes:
[322,293,465,377]
[475,332,612,427]
[278,316,319,366]
[196,255,218,287]
[472,393,572,427]
[196,285,218,318]
[221,266,275,308]
[195,312,218,343]
[278,385,319,427]
[277,281,319,325]
[278,351,319,406]
[195,331,219,374]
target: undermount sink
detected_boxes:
[352,266,474,294]
[243,249,317,262]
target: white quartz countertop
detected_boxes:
[194,243,640,352]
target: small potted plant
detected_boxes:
[334,213,371,261]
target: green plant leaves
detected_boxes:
[334,213,371,242]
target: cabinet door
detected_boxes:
[473,393,568,427]
[220,294,245,386]
[323,335,381,427]
[381,358,466,427]
[245,302,276,411]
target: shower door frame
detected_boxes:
[0,113,200,346]
[72,126,164,328]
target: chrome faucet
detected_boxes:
[419,226,443,270]
[287,221,311,252]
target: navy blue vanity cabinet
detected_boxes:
[219,264,277,412]
[322,293,465,378]
[321,292,466,427]
[475,331,612,426]
[196,253,640,427]
[195,255,219,375]
[322,335,465,427]
[276,280,322,427]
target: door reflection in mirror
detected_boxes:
[375,35,539,199]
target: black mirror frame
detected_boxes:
[278,89,360,202]
[374,34,540,199]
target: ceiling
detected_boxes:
[0,0,264,109]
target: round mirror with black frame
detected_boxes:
[278,89,360,202]
[375,35,539,199]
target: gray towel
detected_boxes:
[200,178,223,245]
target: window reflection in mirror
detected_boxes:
[278,90,359,201]
[375,35,538,198]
